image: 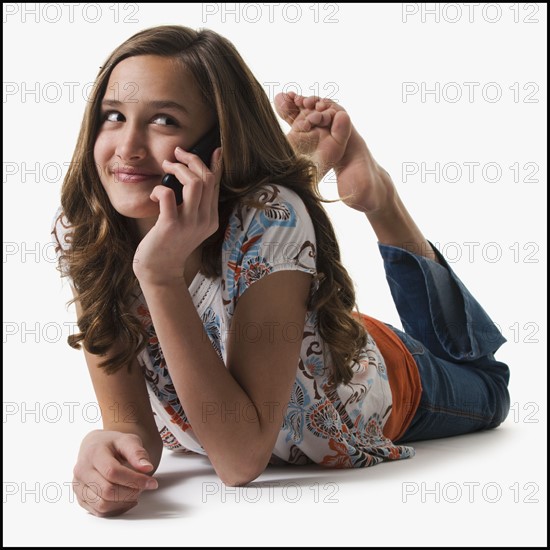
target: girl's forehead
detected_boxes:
[104,55,202,105]
[108,55,184,86]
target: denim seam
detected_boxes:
[419,403,492,422]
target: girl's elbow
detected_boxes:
[217,457,268,487]
[220,471,260,488]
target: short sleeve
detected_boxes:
[50,206,73,280]
[222,185,318,316]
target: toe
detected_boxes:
[303,95,321,110]
[274,92,300,124]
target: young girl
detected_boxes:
[51,25,510,517]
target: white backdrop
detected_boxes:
[3,3,547,547]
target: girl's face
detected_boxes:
[94,55,216,225]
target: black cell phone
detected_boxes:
[161,125,221,205]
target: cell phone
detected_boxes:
[161,125,221,205]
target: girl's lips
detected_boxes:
[113,171,160,183]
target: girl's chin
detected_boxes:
[113,201,159,220]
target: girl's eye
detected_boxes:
[99,111,178,126]
[152,114,178,126]
[102,111,124,123]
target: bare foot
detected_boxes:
[274,91,350,174]
[274,92,395,214]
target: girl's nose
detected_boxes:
[115,126,147,161]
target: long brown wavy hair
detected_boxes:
[56,25,368,387]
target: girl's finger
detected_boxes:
[204,148,222,222]
[180,172,205,222]
[198,148,221,222]
[75,472,141,504]
[209,147,223,175]
[162,159,204,220]
[151,175,179,222]
[174,146,211,179]
[150,185,179,220]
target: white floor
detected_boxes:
[3,419,546,547]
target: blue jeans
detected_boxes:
[378,242,510,444]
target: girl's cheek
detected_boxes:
[93,135,112,162]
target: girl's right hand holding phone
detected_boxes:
[72,430,159,517]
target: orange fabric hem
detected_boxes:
[353,312,422,441]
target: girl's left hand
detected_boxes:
[133,147,223,287]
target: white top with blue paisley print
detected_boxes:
[52,184,415,468]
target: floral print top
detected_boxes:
[52,184,415,468]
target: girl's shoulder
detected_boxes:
[239,183,307,210]
[229,183,313,237]
[221,184,318,309]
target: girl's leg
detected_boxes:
[393,334,510,443]
[326,143,512,441]
[336,133,513,440]
[379,241,506,362]
[363,177,511,442]
[275,94,510,440]
[377,241,510,443]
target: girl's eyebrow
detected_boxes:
[100,98,189,115]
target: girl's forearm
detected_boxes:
[138,280,267,486]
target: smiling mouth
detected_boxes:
[112,171,160,183]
